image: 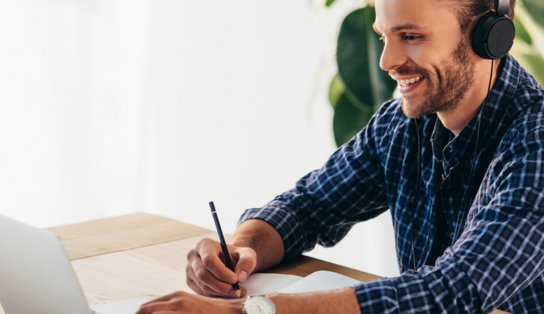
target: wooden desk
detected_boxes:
[51,213,379,306]
[0,213,508,313]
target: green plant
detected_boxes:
[328,0,544,146]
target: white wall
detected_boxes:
[0,0,399,277]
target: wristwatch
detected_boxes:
[242,295,276,314]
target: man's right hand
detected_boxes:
[186,238,257,298]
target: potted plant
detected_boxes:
[327,0,544,146]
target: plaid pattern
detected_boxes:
[240,55,544,313]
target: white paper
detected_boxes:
[242,271,360,296]
[279,271,360,293]
[241,273,302,296]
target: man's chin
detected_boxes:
[401,100,428,119]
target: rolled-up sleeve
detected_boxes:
[238,103,396,261]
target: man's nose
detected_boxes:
[379,41,406,72]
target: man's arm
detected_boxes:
[145,220,362,314]
[136,287,362,314]
[229,219,285,272]
[185,101,395,305]
[270,287,361,314]
[185,219,285,297]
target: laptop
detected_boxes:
[0,214,147,314]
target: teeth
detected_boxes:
[398,76,422,87]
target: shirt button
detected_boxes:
[410,196,418,205]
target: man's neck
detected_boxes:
[437,60,501,136]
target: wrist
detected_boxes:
[222,298,245,314]
[267,288,360,314]
[231,219,284,271]
[243,295,276,314]
[229,234,257,251]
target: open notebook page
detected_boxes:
[241,271,360,296]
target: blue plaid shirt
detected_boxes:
[240,55,544,313]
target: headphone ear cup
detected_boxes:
[471,12,515,59]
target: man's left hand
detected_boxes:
[135,291,244,314]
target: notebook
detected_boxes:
[241,270,361,295]
[0,214,146,314]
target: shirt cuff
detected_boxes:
[354,263,480,313]
[238,205,307,261]
[354,277,400,313]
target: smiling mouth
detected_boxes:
[397,76,423,88]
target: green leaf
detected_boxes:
[522,0,544,30]
[325,0,336,7]
[336,7,396,111]
[363,8,397,110]
[515,0,544,55]
[511,0,544,86]
[328,74,345,109]
[333,91,374,146]
[514,15,532,45]
[332,6,396,147]
[337,8,374,110]
[511,40,544,85]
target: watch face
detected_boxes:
[244,296,276,314]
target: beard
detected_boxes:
[398,38,476,118]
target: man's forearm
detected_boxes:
[270,287,361,314]
[212,219,362,313]
[229,219,285,271]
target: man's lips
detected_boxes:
[396,75,425,94]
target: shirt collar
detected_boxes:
[430,55,521,171]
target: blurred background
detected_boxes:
[0,0,542,278]
[0,0,400,277]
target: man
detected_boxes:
[137,0,544,312]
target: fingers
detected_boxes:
[194,239,238,283]
[185,238,257,297]
[231,246,257,283]
[186,262,241,297]
[199,242,238,284]
[186,238,240,297]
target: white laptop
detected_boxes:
[0,214,147,314]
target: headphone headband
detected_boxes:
[495,0,510,16]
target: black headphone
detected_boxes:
[471,0,516,59]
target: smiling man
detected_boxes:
[137,0,544,313]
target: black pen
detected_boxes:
[208,201,241,296]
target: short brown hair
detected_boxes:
[449,0,516,31]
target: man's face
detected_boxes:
[374,0,476,118]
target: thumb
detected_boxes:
[232,247,257,283]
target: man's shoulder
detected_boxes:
[497,97,544,157]
[504,69,544,143]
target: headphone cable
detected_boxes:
[452,58,495,243]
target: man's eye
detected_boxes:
[403,34,420,41]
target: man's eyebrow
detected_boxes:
[392,24,424,32]
[372,23,426,34]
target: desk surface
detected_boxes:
[1,213,507,313]
[52,213,379,305]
